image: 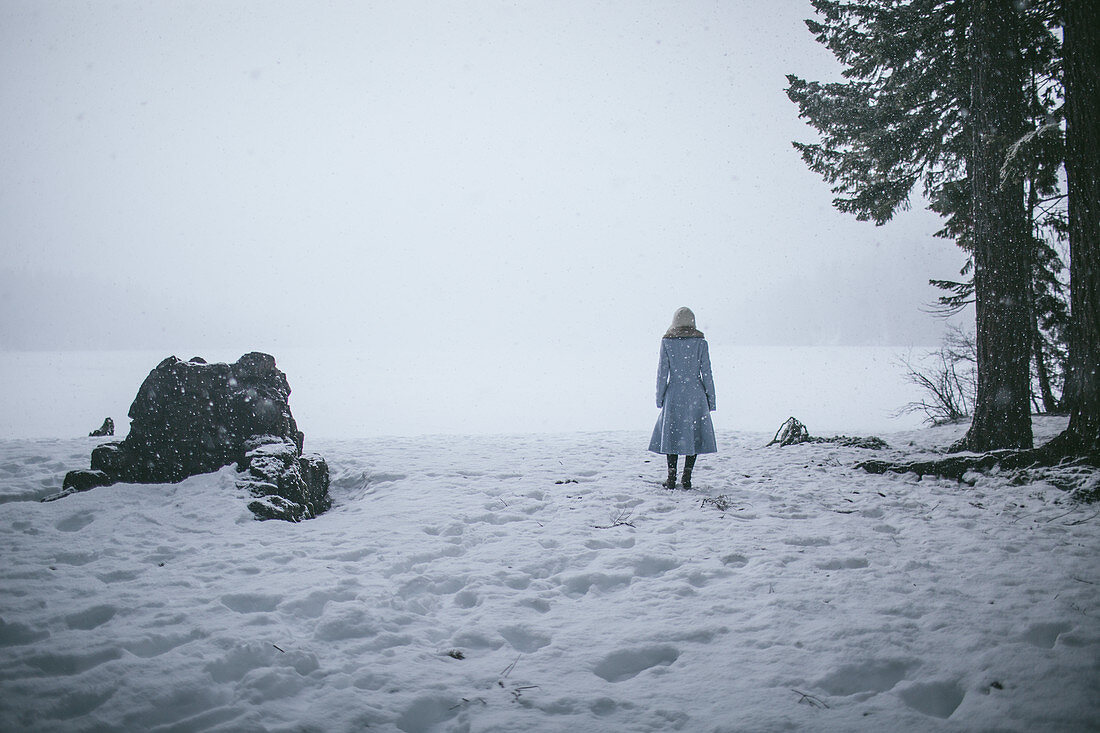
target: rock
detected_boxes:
[238,437,331,521]
[58,353,331,521]
[88,417,114,437]
[55,469,113,497]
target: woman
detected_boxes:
[649,307,717,488]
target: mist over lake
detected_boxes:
[0,345,932,441]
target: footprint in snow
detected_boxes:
[220,593,281,614]
[815,658,911,697]
[518,597,551,613]
[395,695,459,733]
[368,471,407,484]
[26,648,123,676]
[64,604,117,630]
[721,553,749,568]
[815,557,870,570]
[47,687,117,721]
[593,645,680,683]
[121,630,203,658]
[1020,621,1072,648]
[54,551,97,566]
[0,618,50,646]
[560,572,632,598]
[55,513,95,532]
[281,587,359,619]
[499,624,552,653]
[783,535,832,547]
[632,555,681,578]
[585,536,636,550]
[896,679,966,719]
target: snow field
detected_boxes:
[0,417,1097,731]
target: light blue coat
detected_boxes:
[649,337,717,455]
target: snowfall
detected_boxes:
[1,351,1098,732]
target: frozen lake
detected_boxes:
[0,345,933,441]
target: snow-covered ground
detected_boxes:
[0,416,1096,732]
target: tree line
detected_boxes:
[787,0,1098,461]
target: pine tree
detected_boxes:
[786,1,970,228]
[928,2,1070,416]
[963,0,1033,450]
[1018,13,1072,413]
[786,0,1063,451]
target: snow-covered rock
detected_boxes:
[58,353,330,520]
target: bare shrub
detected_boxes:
[897,326,976,425]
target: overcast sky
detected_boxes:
[1,0,966,354]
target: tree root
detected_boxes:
[857,432,1100,500]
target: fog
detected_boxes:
[1,0,964,356]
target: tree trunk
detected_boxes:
[1054,0,1100,456]
[1032,311,1057,412]
[956,0,1033,452]
[1026,178,1059,413]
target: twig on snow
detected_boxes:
[511,685,541,703]
[594,508,635,529]
[449,698,486,711]
[792,689,830,709]
[1045,508,1080,523]
[500,655,520,678]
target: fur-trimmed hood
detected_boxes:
[663,307,704,339]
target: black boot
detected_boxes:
[682,455,697,490]
[665,455,678,489]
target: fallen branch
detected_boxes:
[767,417,887,450]
[792,689,830,709]
[701,495,734,512]
[767,417,809,446]
[594,508,635,529]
